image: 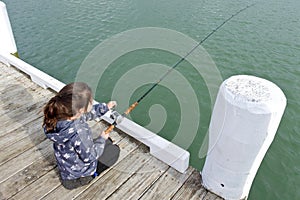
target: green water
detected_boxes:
[3,0,300,199]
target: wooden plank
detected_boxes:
[203,191,223,200]
[0,116,43,150]
[0,75,40,91]
[1,63,31,82]
[0,98,45,129]
[0,134,46,165]
[0,83,43,108]
[0,77,47,110]
[138,167,194,200]
[0,152,56,199]
[41,135,138,200]
[0,68,40,96]
[106,156,169,200]
[1,65,50,97]
[73,145,151,200]
[0,139,53,183]
[0,117,46,165]
[0,98,47,136]
[0,73,23,86]
[9,169,61,200]
[171,170,208,200]
[0,83,49,107]
[0,64,24,82]
[0,63,53,98]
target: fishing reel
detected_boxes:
[109,110,124,125]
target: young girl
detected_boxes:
[43,82,120,189]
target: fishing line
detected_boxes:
[104,3,256,134]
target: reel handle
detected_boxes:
[104,124,115,135]
[104,102,138,134]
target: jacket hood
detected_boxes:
[45,120,76,144]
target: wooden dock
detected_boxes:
[0,62,223,200]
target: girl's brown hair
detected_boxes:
[43,82,92,132]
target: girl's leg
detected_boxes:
[61,139,120,189]
[96,138,120,174]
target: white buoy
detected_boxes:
[0,1,18,56]
[202,75,286,200]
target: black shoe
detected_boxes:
[96,161,110,175]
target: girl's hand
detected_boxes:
[101,131,109,140]
[107,101,117,110]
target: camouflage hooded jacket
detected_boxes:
[45,103,109,180]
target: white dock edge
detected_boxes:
[0,52,65,92]
[0,52,190,173]
[101,111,190,173]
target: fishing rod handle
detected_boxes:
[104,102,138,135]
[124,102,139,115]
[104,124,115,135]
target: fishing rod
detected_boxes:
[104,3,256,134]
